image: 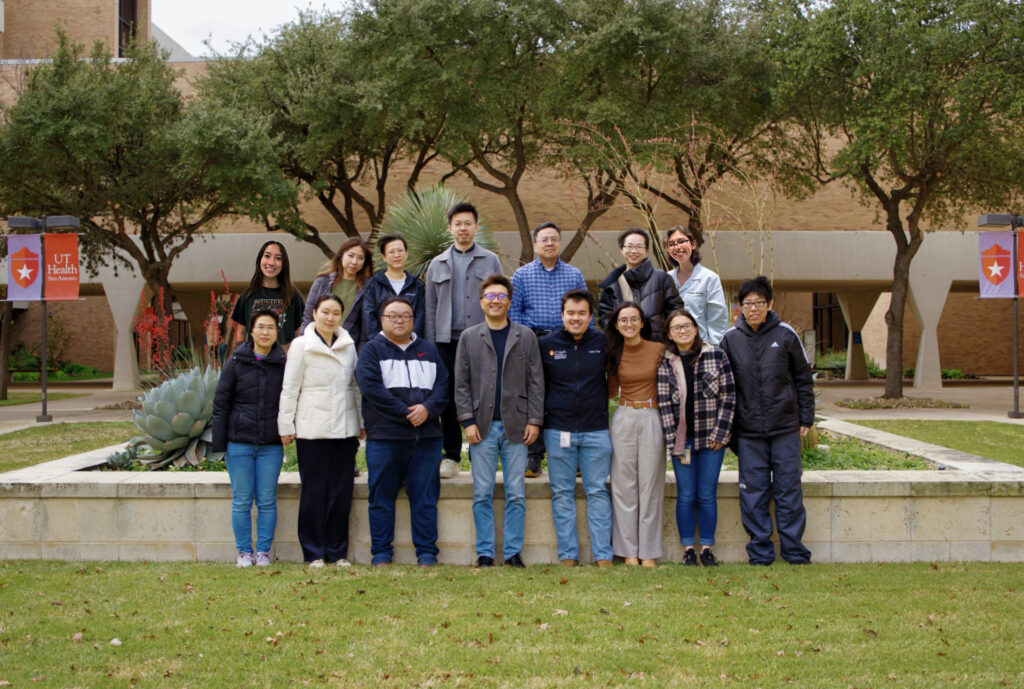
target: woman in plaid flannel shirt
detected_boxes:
[656,309,736,566]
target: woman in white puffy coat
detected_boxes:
[279,294,363,567]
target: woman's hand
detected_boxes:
[359,428,366,441]
[709,441,724,451]
[280,434,295,446]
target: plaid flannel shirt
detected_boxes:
[656,345,736,451]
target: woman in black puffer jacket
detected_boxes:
[212,309,287,568]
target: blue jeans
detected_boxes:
[544,429,613,562]
[671,439,725,547]
[470,420,527,560]
[225,442,284,554]
[366,436,442,565]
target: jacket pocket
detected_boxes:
[701,372,720,398]
[516,396,528,413]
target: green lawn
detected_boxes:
[0,391,82,407]
[0,422,136,473]
[850,420,1024,467]
[1,561,1021,687]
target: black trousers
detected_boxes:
[296,437,358,562]
[436,340,465,462]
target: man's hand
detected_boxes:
[523,424,540,446]
[799,426,810,438]
[465,424,482,445]
[406,404,429,427]
[280,434,295,447]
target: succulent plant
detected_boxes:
[131,366,224,469]
[105,444,142,470]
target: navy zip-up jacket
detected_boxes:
[354,270,426,349]
[719,311,814,438]
[211,340,286,451]
[538,327,609,433]
[355,332,448,441]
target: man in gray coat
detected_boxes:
[454,274,544,568]
[425,202,503,479]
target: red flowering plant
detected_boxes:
[133,287,173,380]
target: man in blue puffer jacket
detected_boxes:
[355,296,449,566]
[720,276,814,566]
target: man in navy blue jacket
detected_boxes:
[538,290,614,568]
[355,296,448,566]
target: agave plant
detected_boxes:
[131,366,223,469]
[104,444,142,471]
[377,185,499,277]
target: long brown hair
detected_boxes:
[605,301,647,377]
[247,240,296,308]
[663,308,704,364]
[316,237,372,288]
[664,226,702,267]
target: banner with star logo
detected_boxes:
[978,231,1016,298]
[6,233,43,300]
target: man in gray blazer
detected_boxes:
[425,202,503,479]
[454,274,544,568]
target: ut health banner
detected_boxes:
[978,231,1017,299]
[6,233,80,301]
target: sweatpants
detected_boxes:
[609,405,666,560]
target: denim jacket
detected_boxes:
[668,262,730,345]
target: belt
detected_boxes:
[619,399,656,409]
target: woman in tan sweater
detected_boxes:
[605,301,666,568]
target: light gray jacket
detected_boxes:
[453,321,544,443]
[668,262,731,345]
[424,243,503,343]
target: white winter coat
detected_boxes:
[278,322,362,439]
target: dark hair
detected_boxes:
[379,295,413,319]
[447,202,478,223]
[663,308,704,360]
[561,288,593,314]
[248,240,296,309]
[738,275,773,304]
[478,273,512,299]
[248,308,280,333]
[664,226,702,267]
[317,237,371,288]
[604,301,647,377]
[377,233,407,255]
[617,227,649,250]
[314,293,345,316]
[532,222,561,241]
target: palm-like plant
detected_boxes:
[377,185,499,277]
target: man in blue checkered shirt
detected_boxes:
[509,222,587,477]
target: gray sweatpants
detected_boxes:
[609,405,666,559]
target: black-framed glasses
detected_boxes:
[669,323,696,334]
[741,300,768,309]
[482,293,510,301]
[383,313,413,322]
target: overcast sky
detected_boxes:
[151,1,352,57]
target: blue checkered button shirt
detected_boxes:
[508,259,587,331]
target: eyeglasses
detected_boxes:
[666,240,693,249]
[482,293,510,301]
[383,313,413,322]
[669,323,696,334]
[741,300,768,310]
[253,324,277,332]
[384,248,407,256]
[621,244,646,251]
[536,237,560,245]
[616,316,642,325]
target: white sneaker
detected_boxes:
[334,559,352,568]
[236,552,254,568]
[308,558,325,568]
[254,552,272,567]
[439,458,459,478]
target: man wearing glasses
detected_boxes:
[454,275,544,568]
[719,276,814,566]
[508,222,587,478]
[355,296,448,566]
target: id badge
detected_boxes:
[560,431,571,448]
[678,448,691,465]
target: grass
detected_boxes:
[0,392,83,407]
[0,422,136,473]
[836,396,969,410]
[849,420,1024,467]
[0,560,1021,687]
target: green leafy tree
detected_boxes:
[770,0,1024,397]
[0,34,285,310]
[200,9,447,256]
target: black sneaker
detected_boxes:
[683,549,698,566]
[525,454,543,478]
[504,553,525,568]
[476,556,494,567]
[699,548,719,567]
[353,466,361,478]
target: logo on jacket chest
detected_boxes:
[549,349,567,360]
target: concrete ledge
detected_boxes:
[2,440,1024,564]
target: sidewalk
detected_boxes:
[0,386,139,435]
[816,381,1024,425]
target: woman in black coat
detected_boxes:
[212,309,287,568]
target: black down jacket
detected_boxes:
[211,340,287,451]
[598,258,683,342]
[719,311,814,438]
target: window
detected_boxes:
[118,0,137,57]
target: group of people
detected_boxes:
[211,202,815,570]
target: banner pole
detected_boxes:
[1012,217,1023,419]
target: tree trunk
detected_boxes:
[506,189,533,266]
[0,298,11,400]
[883,246,912,398]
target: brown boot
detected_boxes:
[560,559,577,567]
[641,559,657,569]
[595,560,613,569]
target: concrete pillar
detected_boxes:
[907,274,952,392]
[102,274,146,391]
[175,290,210,351]
[836,289,882,380]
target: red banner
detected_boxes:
[43,233,80,300]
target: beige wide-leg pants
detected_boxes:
[609,405,666,560]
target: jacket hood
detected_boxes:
[735,310,781,337]
[302,321,356,352]
[370,269,414,288]
[231,339,286,365]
